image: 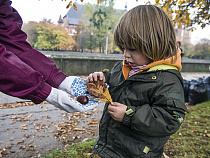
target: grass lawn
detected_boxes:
[43,101,210,158]
[164,101,210,158]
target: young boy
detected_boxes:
[87,5,188,158]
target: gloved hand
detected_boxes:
[58,76,87,97]
[46,87,98,113]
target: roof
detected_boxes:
[63,2,84,25]
[63,2,126,25]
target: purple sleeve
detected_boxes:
[0,45,51,104]
[0,0,68,88]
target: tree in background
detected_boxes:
[154,0,209,31]
[22,21,75,51]
[180,42,194,57]
[181,38,210,60]
[73,20,89,52]
[190,38,210,59]
[22,21,39,48]
[90,8,107,53]
[73,1,124,53]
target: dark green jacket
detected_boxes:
[94,61,188,158]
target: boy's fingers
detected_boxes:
[87,73,94,82]
[98,72,105,81]
[108,104,115,112]
[86,72,105,82]
[110,102,119,107]
[93,73,99,81]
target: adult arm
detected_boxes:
[0,44,51,104]
[0,0,67,88]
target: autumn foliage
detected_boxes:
[87,80,112,103]
[22,21,75,51]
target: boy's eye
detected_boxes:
[128,48,136,51]
[120,46,136,51]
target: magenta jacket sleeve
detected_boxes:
[0,0,68,88]
[0,45,51,104]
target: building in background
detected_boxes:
[58,2,84,36]
[58,2,127,36]
[175,26,192,45]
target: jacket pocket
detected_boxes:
[113,134,151,158]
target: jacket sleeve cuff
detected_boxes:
[122,106,136,126]
[32,83,52,104]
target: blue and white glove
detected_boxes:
[58,76,87,97]
[46,87,98,113]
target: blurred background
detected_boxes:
[11,0,210,60]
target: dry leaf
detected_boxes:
[28,145,35,151]
[73,3,77,10]
[20,124,27,130]
[83,138,91,142]
[17,139,24,144]
[87,80,112,103]
[24,134,29,138]
[66,1,72,8]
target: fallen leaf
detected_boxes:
[163,152,170,158]
[17,139,24,144]
[83,138,92,142]
[24,134,29,138]
[20,124,27,130]
[28,145,35,151]
[19,145,26,149]
[72,135,80,140]
[74,128,84,131]
[28,114,33,118]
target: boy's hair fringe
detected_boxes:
[114,5,177,63]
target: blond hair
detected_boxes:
[114,5,177,62]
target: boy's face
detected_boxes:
[123,48,151,67]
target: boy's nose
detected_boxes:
[123,49,131,58]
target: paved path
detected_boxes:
[0,102,104,158]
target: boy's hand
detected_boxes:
[86,72,105,82]
[108,102,127,122]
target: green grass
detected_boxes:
[43,101,210,158]
[43,139,99,158]
[164,101,210,158]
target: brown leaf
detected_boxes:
[87,80,112,103]
[24,134,29,138]
[83,138,91,142]
[72,135,80,140]
[17,139,24,144]
[74,128,84,131]
[28,145,35,151]
[20,124,27,130]
[66,1,72,9]
[19,146,26,149]
[73,3,77,10]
